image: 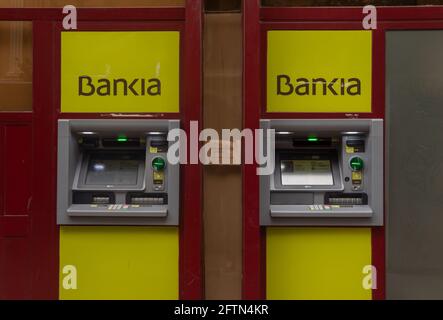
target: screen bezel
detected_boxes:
[272,150,344,191]
[73,151,146,191]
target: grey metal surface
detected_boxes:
[57,119,180,226]
[260,119,383,226]
[67,205,168,217]
[386,30,443,299]
[270,205,373,218]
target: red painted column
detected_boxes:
[180,0,204,300]
[243,0,264,300]
[30,20,59,299]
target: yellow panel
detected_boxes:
[267,227,372,300]
[59,226,179,300]
[61,31,179,113]
[267,30,372,113]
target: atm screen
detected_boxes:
[281,159,333,186]
[85,153,141,186]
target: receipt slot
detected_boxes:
[260,119,383,226]
[57,119,179,225]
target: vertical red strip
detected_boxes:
[372,29,385,118]
[180,0,203,299]
[0,125,4,216]
[371,28,386,300]
[30,20,59,299]
[243,0,264,300]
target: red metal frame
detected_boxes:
[181,0,204,300]
[30,20,58,299]
[243,4,443,300]
[0,3,203,300]
[243,0,263,300]
[0,8,185,21]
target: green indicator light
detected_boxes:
[117,136,128,142]
[350,156,364,171]
[152,157,166,171]
[307,137,318,142]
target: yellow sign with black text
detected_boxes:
[267,30,372,113]
[61,31,179,113]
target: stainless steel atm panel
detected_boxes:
[260,119,383,226]
[57,119,180,225]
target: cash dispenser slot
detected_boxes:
[127,193,167,205]
[325,193,368,206]
[73,191,115,205]
[102,137,142,148]
[78,136,99,148]
[292,137,335,148]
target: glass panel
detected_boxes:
[0,21,32,112]
[262,0,443,6]
[387,30,443,299]
[0,0,184,7]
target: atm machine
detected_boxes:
[57,119,180,299]
[261,119,383,226]
[57,119,179,226]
